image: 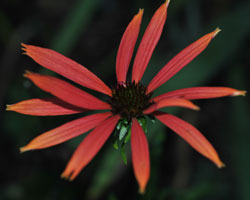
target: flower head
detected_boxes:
[7,0,246,194]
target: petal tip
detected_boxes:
[6,104,12,111]
[20,146,29,153]
[61,171,74,181]
[194,105,200,111]
[21,43,28,49]
[23,70,32,78]
[165,0,171,7]
[217,161,226,169]
[138,8,144,15]
[233,90,247,96]
[212,27,221,38]
[139,187,146,195]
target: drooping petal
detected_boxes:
[131,118,150,194]
[6,98,86,116]
[155,112,225,168]
[143,98,199,114]
[147,28,221,93]
[20,112,112,152]
[22,43,112,96]
[153,87,246,102]
[132,0,170,83]
[24,71,110,110]
[61,115,120,180]
[116,9,143,83]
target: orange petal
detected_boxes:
[116,9,143,83]
[132,0,170,83]
[147,28,221,93]
[153,87,246,102]
[21,43,112,96]
[6,98,86,116]
[143,98,199,114]
[155,112,225,168]
[131,118,150,194]
[61,115,120,180]
[24,71,110,110]
[20,112,112,152]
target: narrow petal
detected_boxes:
[116,9,143,83]
[21,43,112,96]
[132,0,170,83]
[153,87,247,102]
[147,28,221,93]
[25,71,110,110]
[155,112,225,168]
[131,118,150,194]
[6,98,86,116]
[143,98,199,114]
[61,115,120,180]
[20,112,112,152]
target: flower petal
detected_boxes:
[20,112,112,152]
[153,87,247,102]
[143,98,199,114]
[131,118,150,194]
[132,0,169,83]
[147,28,221,93]
[25,71,110,110]
[6,98,86,116]
[22,43,112,96]
[61,115,120,180]
[155,112,225,168]
[116,9,143,83]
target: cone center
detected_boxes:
[109,82,153,120]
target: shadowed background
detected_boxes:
[1,0,250,199]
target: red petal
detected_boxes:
[131,118,150,194]
[153,87,247,102]
[143,98,199,114]
[6,98,86,116]
[155,112,225,168]
[20,112,112,152]
[147,28,221,93]
[25,71,110,110]
[116,9,143,83]
[61,115,120,180]
[21,43,112,96]
[132,0,169,83]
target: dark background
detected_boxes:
[1,0,250,199]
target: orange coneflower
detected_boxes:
[7,0,245,193]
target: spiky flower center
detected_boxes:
[109,82,153,120]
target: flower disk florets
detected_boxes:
[109,82,153,120]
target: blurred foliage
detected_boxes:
[1,0,250,199]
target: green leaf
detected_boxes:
[112,138,119,150]
[119,125,128,141]
[121,143,127,165]
[124,128,131,144]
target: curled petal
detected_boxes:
[6,98,86,116]
[147,28,221,93]
[155,112,225,168]
[131,118,150,194]
[116,9,143,83]
[22,43,112,96]
[61,115,120,180]
[132,0,169,83]
[153,87,246,102]
[25,71,110,110]
[143,98,199,114]
[20,112,112,152]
